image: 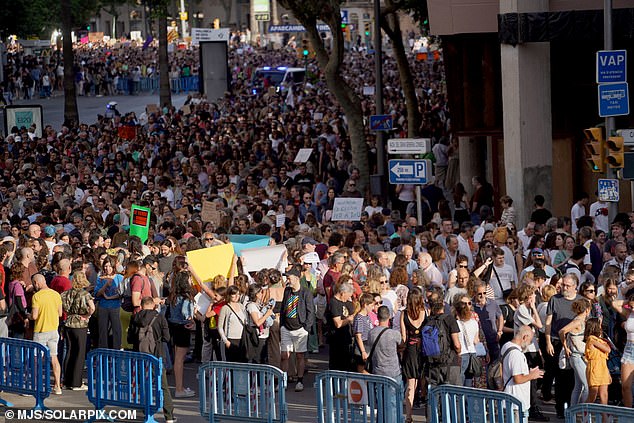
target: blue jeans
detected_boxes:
[461,353,475,387]
[569,353,588,405]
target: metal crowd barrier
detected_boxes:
[198,361,287,423]
[0,337,51,410]
[117,76,199,94]
[566,403,634,422]
[87,348,163,423]
[315,370,404,423]
[171,76,199,93]
[428,384,528,423]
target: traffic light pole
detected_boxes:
[604,0,617,220]
[374,0,387,205]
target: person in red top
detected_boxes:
[130,260,156,314]
[0,245,8,337]
[322,252,345,302]
[50,259,72,294]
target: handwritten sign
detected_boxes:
[331,198,364,221]
[276,214,286,228]
[294,148,313,163]
[201,201,220,225]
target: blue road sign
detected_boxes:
[597,50,627,84]
[598,83,629,117]
[388,159,432,184]
[369,114,393,131]
[598,178,619,202]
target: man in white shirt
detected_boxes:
[570,193,589,235]
[502,325,544,416]
[490,248,516,305]
[457,222,474,269]
[517,222,536,252]
[417,252,443,288]
[589,197,609,233]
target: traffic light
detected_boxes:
[301,39,309,56]
[213,18,220,29]
[341,23,347,33]
[584,127,605,173]
[364,22,371,36]
[606,136,625,168]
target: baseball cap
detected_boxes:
[533,268,547,279]
[530,248,544,256]
[44,226,56,237]
[302,237,317,246]
[285,267,301,279]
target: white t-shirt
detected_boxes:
[491,264,515,305]
[457,318,479,354]
[513,304,538,353]
[570,202,586,234]
[589,201,609,233]
[502,342,530,411]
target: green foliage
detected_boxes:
[0,0,57,38]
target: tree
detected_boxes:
[380,0,426,137]
[276,0,369,192]
[0,0,56,39]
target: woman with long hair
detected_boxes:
[401,287,427,423]
[455,296,480,387]
[62,271,95,390]
[94,256,123,349]
[558,298,591,406]
[218,285,248,363]
[246,284,275,364]
[167,271,196,398]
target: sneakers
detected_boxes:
[53,386,62,395]
[174,388,195,398]
[69,385,88,391]
[294,381,304,392]
[166,419,178,423]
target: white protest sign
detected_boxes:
[194,292,212,316]
[331,198,364,221]
[241,244,288,273]
[363,86,375,96]
[301,252,320,264]
[276,214,286,228]
[313,112,324,121]
[294,148,313,163]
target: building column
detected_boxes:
[459,136,480,196]
[500,0,552,227]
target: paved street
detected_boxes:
[2,91,189,133]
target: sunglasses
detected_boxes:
[458,265,468,268]
[462,301,472,306]
[476,293,486,296]
[204,238,214,241]
[585,289,595,293]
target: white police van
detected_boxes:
[251,67,305,94]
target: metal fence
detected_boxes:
[0,337,51,410]
[115,76,199,95]
[566,403,634,423]
[315,370,404,423]
[87,348,163,423]
[428,384,528,423]
[198,361,287,423]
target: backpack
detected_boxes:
[121,274,144,312]
[489,344,522,390]
[138,315,158,354]
[420,315,450,364]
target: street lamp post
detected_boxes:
[374,0,386,205]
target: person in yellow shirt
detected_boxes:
[30,273,63,395]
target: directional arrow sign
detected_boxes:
[387,138,431,154]
[388,159,432,184]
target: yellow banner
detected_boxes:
[186,244,234,283]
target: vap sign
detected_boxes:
[597,50,627,84]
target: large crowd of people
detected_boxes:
[0,30,631,423]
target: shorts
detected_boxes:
[170,323,192,348]
[33,330,60,356]
[621,341,634,365]
[280,326,308,353]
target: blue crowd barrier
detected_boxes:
[0,337,51,410]
[198,361,287,423]
[87,348,163,423]
[171,76,199,93]
[566,403,634,422]
[428,384,528,423]
[315,370,404,423]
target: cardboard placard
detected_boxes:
[201,201,220,225]
[294,148,313,163]
[174,207,189,218]
[331,198,364,221]
[241,244,288,273]
[146,104,159,114]
[182,104,191,115]
[187,244,235,282]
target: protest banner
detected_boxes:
[331,198,364,221]
[293,148,313,163]
[129,204,151,243]
[186,244,234,282]
[241,245,287,273]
